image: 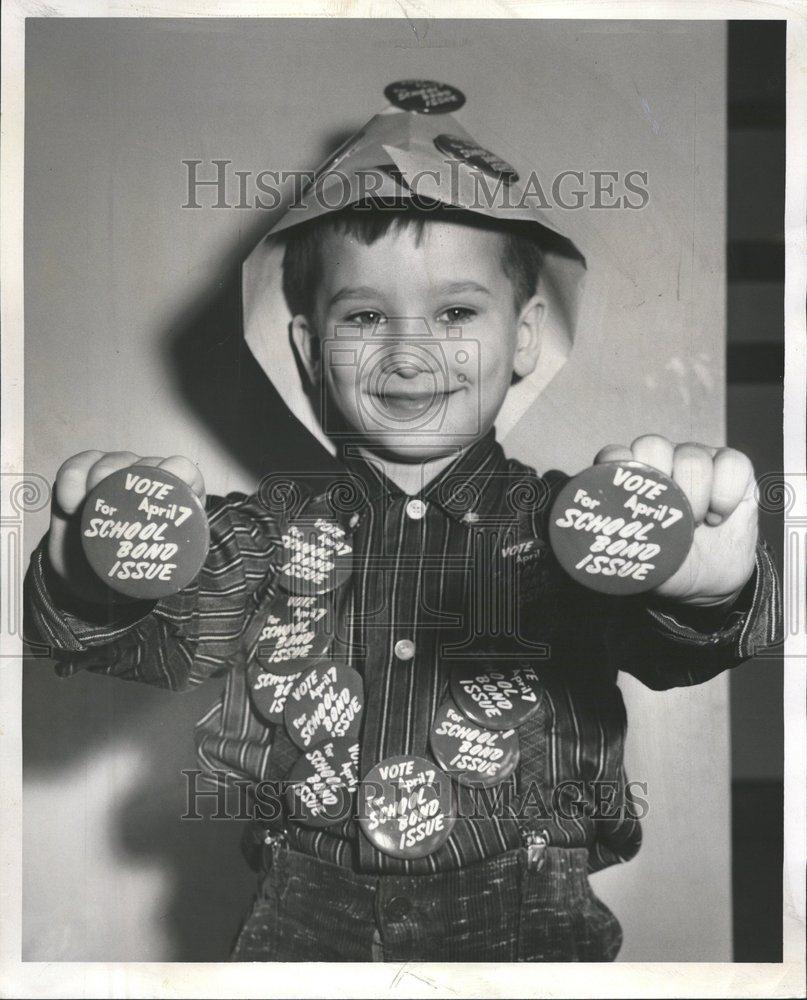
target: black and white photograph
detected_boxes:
[1,4,804,997]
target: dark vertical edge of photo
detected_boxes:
[726,18,786,964]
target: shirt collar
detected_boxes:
[337,429,516,525]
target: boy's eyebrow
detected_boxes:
[327,281,492,309]
[327,286,382,308]
[437,281,492,298]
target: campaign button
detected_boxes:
[247,665,302,724]
[548,460,695,595]
[284,662,364,751]
[252,591,334,677]
[433,134,519,184]
[358,755,455,860]
[429,699,519,787]
[500,535,548,570]
[286,737,360,828]
[277,516,353,595]
[80,464,209,600]
[384,80,465,114]
[451,663,543,730]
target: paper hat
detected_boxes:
[242,80,587,457]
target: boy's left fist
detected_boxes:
[594,435,758,606]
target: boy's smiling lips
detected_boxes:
[365,355,466,409]
[369,384,465,415]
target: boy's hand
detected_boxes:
[48,451,206,603]
[594,435,758,607]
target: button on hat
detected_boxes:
[433,133,519,184]
[384,80,466,114]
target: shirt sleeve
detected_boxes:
[23,493,281,691]
[604,539,782,690]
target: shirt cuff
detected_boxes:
[644,540,781,655]
[25,544,158,652]
[27,539,201,653]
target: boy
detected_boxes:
[24,82,781,962]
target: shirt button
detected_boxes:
[405,498,427,520]
[384,896,412,922]
[394,639,415,661]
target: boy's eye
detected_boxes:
[436,307,477,325]
[346,311,386,327]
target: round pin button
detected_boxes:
[247,665,302,725]
[358,755,455,859]
[284,662,364,751]
[429,699,520,787]
[433,134,519,184]
[80,464,209,600]
[286,737,360,828]
[277,516,353,595]
[548,460,695,595]
[384,80,465,114]
[253,591,334,677]
[451,663,543,731]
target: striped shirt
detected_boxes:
[24,430,781,875]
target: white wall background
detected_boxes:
[23,18,729,961]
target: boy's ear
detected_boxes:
[512,294,547,379]
[290,314,320,385]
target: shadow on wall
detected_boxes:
[164,128,351,485]
[23,667,255,960]
[164,257,339,485]
[23,132,355,961]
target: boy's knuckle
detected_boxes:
[711,493,736,512]
[675,446,712,471]
[58,450,99,475]
[633,432,669,448]
[717,445,752,469]
[93,450,136,470]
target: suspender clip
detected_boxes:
[523,829,549,872]
[263,829,288,864]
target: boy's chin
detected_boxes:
[339,430,482,464]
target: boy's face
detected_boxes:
[292,219,544,462]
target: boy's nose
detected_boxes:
[377,351,430,380]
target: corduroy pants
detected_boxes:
[230,843,622,962]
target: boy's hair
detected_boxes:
[281,199,544,319]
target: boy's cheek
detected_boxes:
[325,363,361,400]
[477,349,519,406]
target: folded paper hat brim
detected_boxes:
[242,108,587,457]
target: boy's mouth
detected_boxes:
[370,385,462,416]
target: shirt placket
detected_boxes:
[355,492,445,870]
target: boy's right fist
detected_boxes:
[49,451,206,603]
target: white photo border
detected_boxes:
[1,2,804,997]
